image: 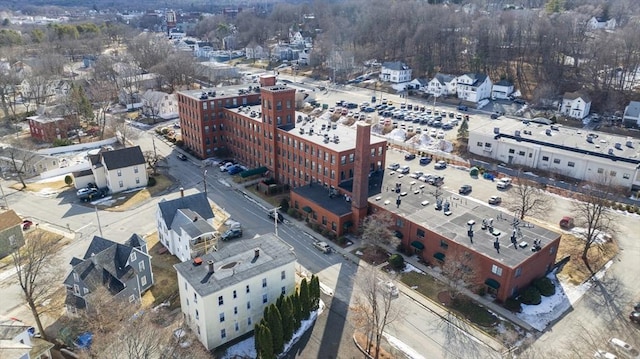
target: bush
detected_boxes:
[532,277,555,297]
[147,177,157,187]
[519,286,541,305]
[504,298,522,313]
[64,175,73,186]
[388,254,405,270]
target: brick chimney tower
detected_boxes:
[351,121,371,227]
[259,80,295,182]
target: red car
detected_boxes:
[22,220,33,230]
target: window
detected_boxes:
[195,309,199,320]
[248,317,252,326]
[262,294,268,304]
[73,272,79,281]
[515,267,522,277]
[218,296,224,306]
[597,168,604,174]
[234,306,238,315]
[135,177,140,184]
[235,322,239,331]
[440,240,448,250]
[117,170,122,177]
[246,285,250,293]
[281,270,286,280]
[219,313,225,322]
[340,155,346,165]
[623,173,631,179]
[139,261,145,271]
[262,278,267,288]
[416,229,425,238]
[129,295,135,303]
[567,161,575,167]
[130,252,137,261]
[476,141,483,147]
[134,166,139,173]
[553,159,561,164]
[491,264,503,276]
[221,329,226,339]
[281,286,286,295]
[518,151,525,156]
[233,290,237,299]
[141,276,147,286]
[542,156,549,161]
[247,301,251,309]
[197,326,200,335]
[508,149,515,154]
[609,171,617,177]
[484,143,492,148]
[550,246,556,254]
[349,154,355,162]
[119,180,124,188]
[194,293,198,303]
[74,284,80,295]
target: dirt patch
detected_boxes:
[102,174,173,212]
[556,233,618,285]
[437,291,453,306]
[141,232,180,308]
[353,331,396,359]
[353,246,390,265]
[13,179,70,193]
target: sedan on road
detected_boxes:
[458,185,472,195]
[488,196,502,205]
[434,160,447,170]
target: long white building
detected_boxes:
[469,119,640,190]
[174,233,297,350]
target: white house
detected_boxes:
[623,101,640,128]
[491,80,514,100]
[0,321,55,359]
[245,44,267,60]
[456,73,492,103]
[427,73,458,97]
[76,146,148,194]
[560,91,591,119]
[588,16,616,31]
[174,233,297,351]
[157,191,216,262]
[468,119,640,190]
[380,61,412,83]
[141,90,178,120]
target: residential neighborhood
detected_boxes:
[0,1,639,359]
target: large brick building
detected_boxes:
[27,115,74,142]
[177,76,561,302]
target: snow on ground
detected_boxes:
[383,332,426,359]
[402,263,425,274]
[560,260,613,305]
[569,227,612,244]
[516,273,571,331]
[386,129,407,142]
[221,300,326,359]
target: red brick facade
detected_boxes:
[28,117,74,142]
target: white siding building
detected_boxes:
[174,233,297,351]
[468,120,640,190]
[456,73,492,103]
[623,101,640,128]
[426,73,458,97]
[157,191,216,262]
[77,146,148,194]
[380,61,412,83]
[491,80,514,100]
[560,91,591,119]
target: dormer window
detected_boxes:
[130,252,137,261]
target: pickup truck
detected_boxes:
[496,177,512,189]
[313,241,331,253]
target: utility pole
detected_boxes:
[203,169,208,197]
[95,205,103,237]
[272,206,281,237]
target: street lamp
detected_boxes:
[203,169,208,197]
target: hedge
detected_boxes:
[519,286,541,305]
[533,277,555,297]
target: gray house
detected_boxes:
[0,210,24,259]
[63,234,154,315]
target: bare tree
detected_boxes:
[143,150,162,176]
[11,230,64,341]
[152,51,197,93]
[439,249,479,299]
[572,176,619,273]
[351,269,402,359]
[360,212,399,252]
[506,173,553,220]
[2,139,38,189]
[86,79,118,140]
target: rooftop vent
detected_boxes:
[586,136,594,143]
[299,128,305,134]
[615,143,622,150]
[545,129,552,136]
[254,249,260,258]
[332,123,337,130]
[608,148,614,155]
[626,140,634,148]
[309,128,314,135]
[207,260,214,273]
[493,127,500,134]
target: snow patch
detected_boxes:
[383,332,426,359]
[515,273,571,331]
[402,263,425,274]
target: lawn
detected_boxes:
[103,174,173,212]
[12,179,69,193]
[556,232,618,285]
[141,232,180,308]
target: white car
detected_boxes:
[594,350,618,359]
[409,171,424,179]
[436,130,445,139]
[387,163,400,171]
[430,129,437,137]
[220,162,234,172]
[434,160,447,170]
[380,281,399,297]
[609,338,639,358]
[398,165,410,174]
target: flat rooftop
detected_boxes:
[373,170,560,268]
[174,233,297,297]
[470,118,640,165]
[287,117,387,152]
[179,85,262,101]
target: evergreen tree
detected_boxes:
[254,324,262,356]
[457,117,469,139]
[299,278,311,320]
[310,275,320,311]
[291,291,302,329]
[281,296,295,343]
[276,293,284,312]
[267,303,284,355]
[259,324,275,359]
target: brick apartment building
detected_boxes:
[27,115,74,142]
[177,76,561,301]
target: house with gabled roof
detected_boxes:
[560,91,591,119]
[157,191,217,262]
[0,321,54,359]
[491,80,514,100]
[0,210,24,259]
[427,73,458,97]
[74,146,147,194]
[623,101,640,128]
[63,234,153,316]
[380,61,412,83]
[588,16,616,31]
[456,73,492,103]
[141,90,178,121]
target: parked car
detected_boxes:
[409,171,424,179]
[629,311,640,324]
[22,219,34,230]
[496,177,512,189]
[176,153,187,161]
[419,157,432,165]
[387,163,400,171]
[458,185,472,195]
[268,211,284,223]
[398,165,410,174]
[220,162,235,172]
[457,105,468,111]
[434,160,447,170]
[594,350,618,359]
[77,187,107,202]
[227,165,245,175]
[404,153,416,161]
[608,338,639,358]
[313,241,331,253]
[380,281,399,297]
[488,196,502,205]
[221,228,243,241]
[491,113,499,119]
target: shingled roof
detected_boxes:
[101,146,146,170]
[158,192,213,230]
[0,210,22,231]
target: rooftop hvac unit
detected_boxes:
[332,123,337,130]
[545,129,552,136]
[493,127,500,134]
[608,148,614,155]
[615,143,622,150]
[515,130,521,137]
[626,140,633,148]
[299,128,304,134]
[309,128,314,135]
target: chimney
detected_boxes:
[180,187,184,197]
[254,249,260,258]
[351,122,372,227]
[193,216,198,222]
[207,260,214,273]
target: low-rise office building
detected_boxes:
[174,233,297,350]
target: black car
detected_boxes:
[491,113,499,119]
[458,185,472,195]
[457,105,468,111]
[177,153,187,161]
[221,228,243,241]
[404,153,416,161]
[419,157,432,165]
[268,211,284,223]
